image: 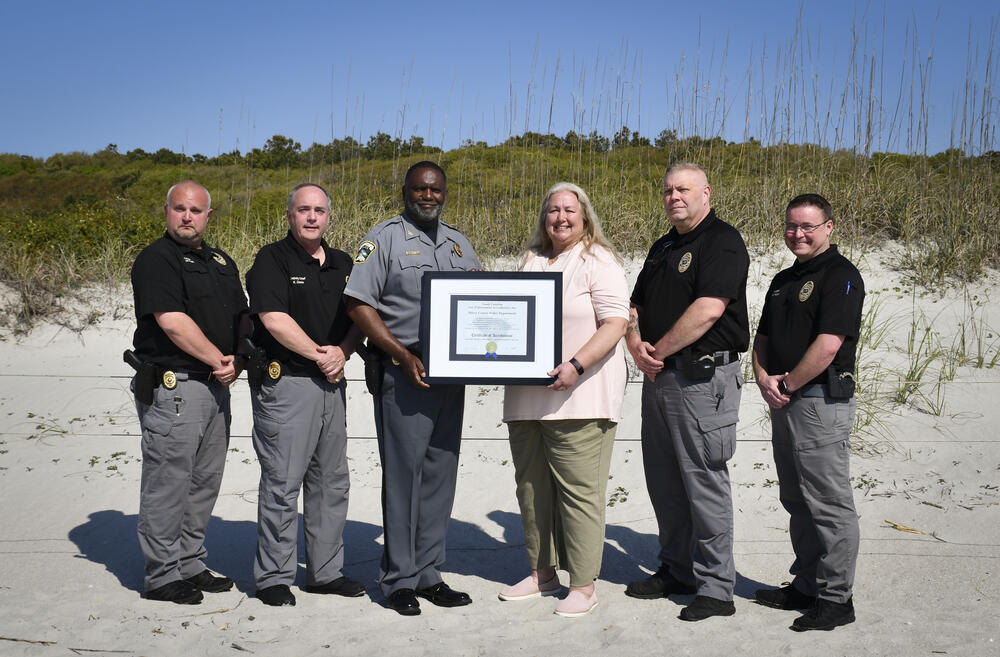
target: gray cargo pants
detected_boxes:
[770,394,859,603]
[136,378,230,592]
[640,362,742,601]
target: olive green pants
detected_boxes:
[507,419,616,587]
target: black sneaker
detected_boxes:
[791,597,855,631]
[624,566,696,599]
[256,584,296,607]
[184,570,234,593]
[146,580,203,605]
[678,595,736,621]
[754,584,816,610]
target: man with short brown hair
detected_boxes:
[751,193,863,631]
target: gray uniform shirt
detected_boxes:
[345,213,481,346]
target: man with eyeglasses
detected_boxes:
[625,162,749,621]
[751,193,864,631]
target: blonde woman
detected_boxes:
[500,182,629,617]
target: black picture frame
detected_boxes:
[419,271,562,385]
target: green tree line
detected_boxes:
[0,129,997,328]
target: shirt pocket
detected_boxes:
[447,250,478,271]
[182,259,212,299]
[396,252,435,297]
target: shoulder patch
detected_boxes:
[678,251,693,273]
[355,241,376,263]
[798,280,815,302]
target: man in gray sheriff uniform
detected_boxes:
[625,162,750,621]
[130,180,248,604]
[245,183,364,607]
[344,161,481,616]
[752,193,864,631]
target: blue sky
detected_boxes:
[1,0,997,158]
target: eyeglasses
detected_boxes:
[784,221,829,235]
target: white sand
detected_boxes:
[0,250,998,656]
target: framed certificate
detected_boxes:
[419,271,562,385]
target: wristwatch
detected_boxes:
[569,357,585,375]
[778,379,791,396]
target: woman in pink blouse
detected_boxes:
[500,182,629,617]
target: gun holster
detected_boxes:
[826,367,856,399]
[359,341,385,396]
[683,353,716,382]
[239,338,267,392]
[123,350,156,406]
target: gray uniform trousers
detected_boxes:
[251,376,350,589]
[640,362,742,601]
[375,361,464,596]
[770,394,859,603]
[136,377,230,592]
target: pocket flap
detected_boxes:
[697,408,738,433]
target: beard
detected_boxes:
[404,197,443,226]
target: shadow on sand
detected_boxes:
[68,507,764,600]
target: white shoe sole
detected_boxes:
[554,599,599,617]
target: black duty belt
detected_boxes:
[662,350,740,370]
[158,369,214,390]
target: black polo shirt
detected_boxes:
[246,231,354,377]
[131,233,248,371]
[631,209,750,355]
[757,245,865,382]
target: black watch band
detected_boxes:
[778,379,790,396]
[569,357,585,375]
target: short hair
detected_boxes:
[525,182,621,262]
[664,161,708,186]
[287,182,331,212]
[786,193,833,222]
[166,180,211,209]
[404,160,447,188]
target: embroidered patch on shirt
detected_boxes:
[798,281,815,302]
[355,240,376,263]
[212,252,227,266]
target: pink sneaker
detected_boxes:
[554,588,598,617]
[498,573,561,601]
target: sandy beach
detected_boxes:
[1,250,998,656]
